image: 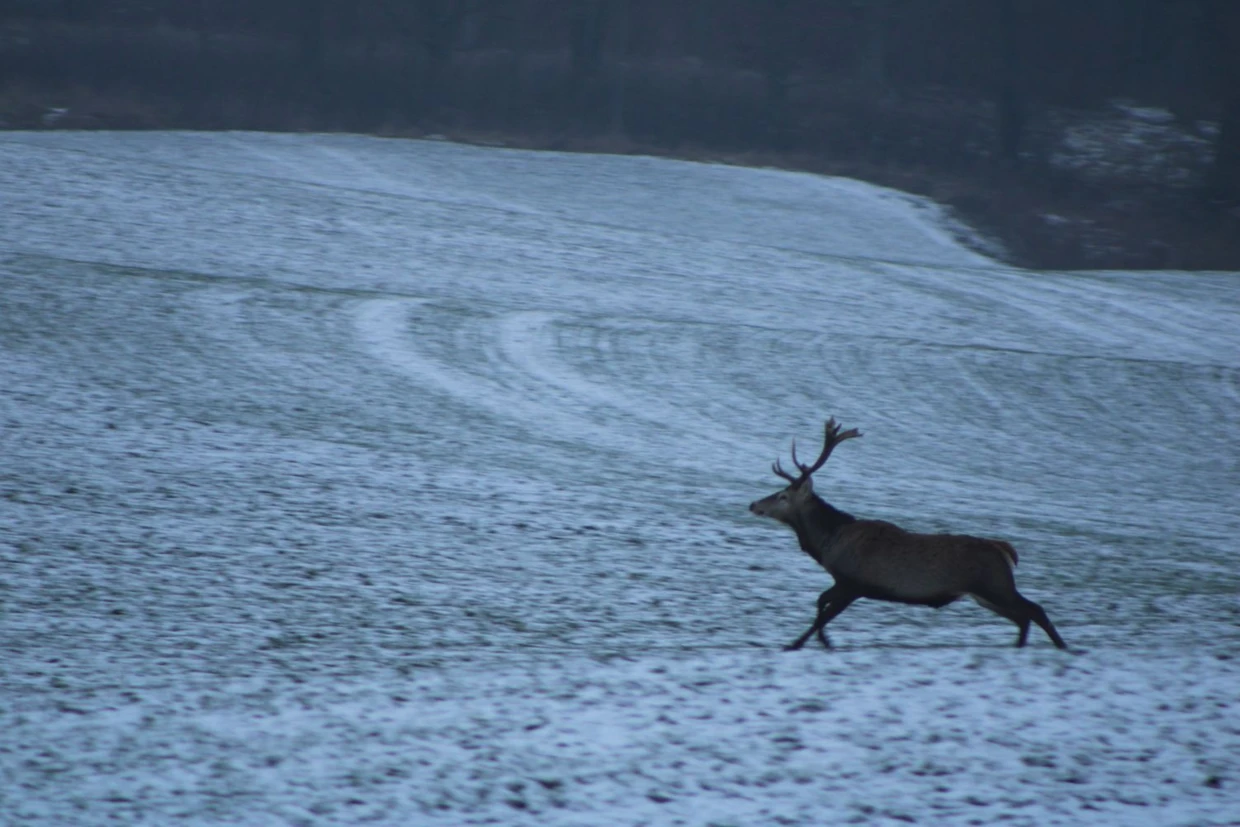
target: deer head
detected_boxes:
[749,418,862,521]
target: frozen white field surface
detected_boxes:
[1,131,1239,826]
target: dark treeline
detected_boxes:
[2,1,1239,267]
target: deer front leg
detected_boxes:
[786,586,836,651]
[786,586,854,651]
[814,584,840,648]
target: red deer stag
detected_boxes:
[749,418,1067,650]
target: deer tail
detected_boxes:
[992,540,1019,568]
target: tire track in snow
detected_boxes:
[354,297,756,467]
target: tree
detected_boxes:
[606,0,629,135]
[296,0,326,83]
[1199,0,1240,204]
[996,0,1031,162]
[757,0,797,145]
[855,0,893,97]
[570,0,608,79]
[399,0,476,116]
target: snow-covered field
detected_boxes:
[2,131,1238,826]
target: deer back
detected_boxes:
[823,520,1020,602]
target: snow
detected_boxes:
[1049,100,1213,189]
[2,131,1239,825]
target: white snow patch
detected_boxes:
[1,131,1237,825]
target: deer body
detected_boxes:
[750,419,1068,650]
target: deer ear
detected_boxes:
[799,476,813,493]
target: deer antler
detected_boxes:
[772,458,799,483]
[800,417,862,476]
[776,418,862,483]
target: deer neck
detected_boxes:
[790,494,855,566]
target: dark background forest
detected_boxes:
[2,0,1239,269]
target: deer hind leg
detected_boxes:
[973,589,1067,650]
[1020,595,1068,649]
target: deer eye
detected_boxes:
[777,492,789,502]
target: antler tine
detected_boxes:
[799,417,863,477]
[771,458,799,483]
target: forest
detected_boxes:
[2,1,1238,269]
